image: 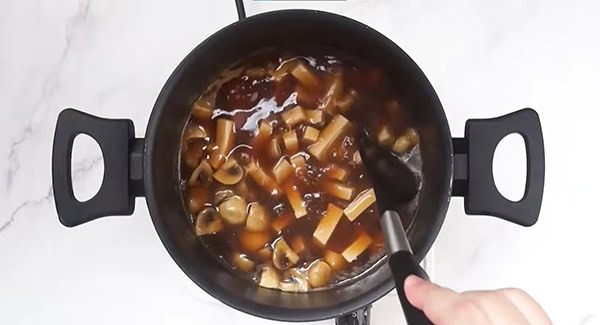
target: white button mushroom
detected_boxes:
[308,260,333,288]
[218,195,247,225]
[246,203,269,232]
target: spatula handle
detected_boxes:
[389,251,432,325]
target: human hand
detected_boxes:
[404,275,551,325]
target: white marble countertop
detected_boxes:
[1,0,599,324]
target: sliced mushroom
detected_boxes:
[246,203,269,232]
[213,158,244,185]
[258,265,281,289]
[183,124,209,141]
[189,159,213,186]
[213,189,234,206]
[187,186,210,214]
[240,230,271,252]
[308,260,333,288]
[279,268,309,292]
[182,141,204,169]
[218,195,247,225]
[232,252,255,272]
[195,207,223,236]
[245,160,282,196]
[257,246,273,262]
[272,238,300,270]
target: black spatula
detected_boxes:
[357,132,432,325]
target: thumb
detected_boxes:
[404,275,471,324]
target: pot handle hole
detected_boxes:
[52,108,144,227]
[452,108,545,226]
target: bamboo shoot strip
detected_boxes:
[272,158,294,184]
[268,137,282,160]
[308,114,351,161]
[282,105,306,127]
[245,160,282,196]
[323,181,354,200]
[302,126,320,145]
[291,62,319,88]
[377,125,394,147]
[208,119,235,169]
[392,128,419,153]
[290,154,306,168]
[352,150,362,165]
[290,235,307,255]
[313,204,344,246]
[326,164,347,181]
[320,73,343,113]
[335,89,358,113]
[283,129,299,154]
[342,232,373,262]
[255,120,273,145]
[305,110,324,125]
[271,59,298,81]
[191,90,215,120]
[344,188,376,221]
[284,181,307,218]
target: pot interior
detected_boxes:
[144,10,452,321]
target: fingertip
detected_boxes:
[404,275,426,308]
[404,275,425,290]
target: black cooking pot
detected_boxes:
[52,8,545,325]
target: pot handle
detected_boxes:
[452,108,545,226]
[52,108,144,227]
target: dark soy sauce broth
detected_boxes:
[180,47,422,291]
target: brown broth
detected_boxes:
[180,47,421,292]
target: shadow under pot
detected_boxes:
[51,9,545,325]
